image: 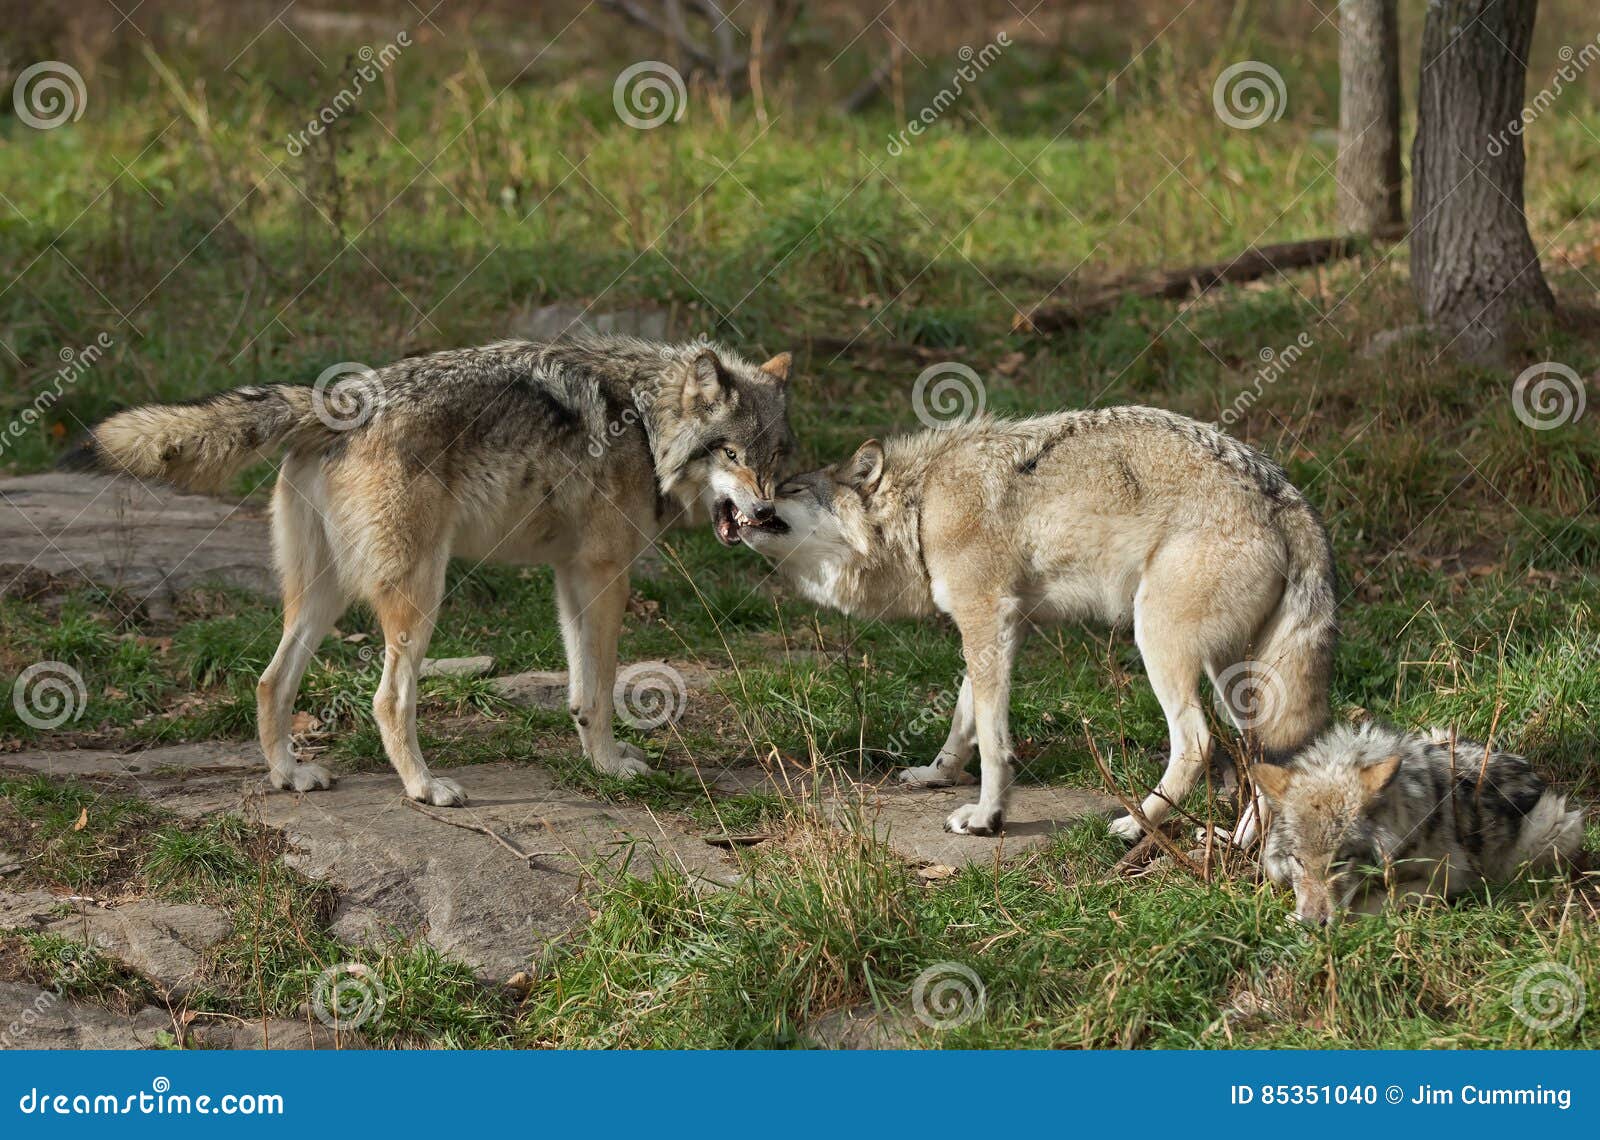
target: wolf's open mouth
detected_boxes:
[713,497,788,546]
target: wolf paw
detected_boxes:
[271,763,334,793]
[945,803,1004,836]
[411,777,469,807]
[597,745,653,779]
[898,764,976,788]
[1109,814,1144,842]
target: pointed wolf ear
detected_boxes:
[758,352,792,386]
[843,439,884,496]
[1250,763,1293,802]
[1358,754,1401,797]
[684,349,731,411]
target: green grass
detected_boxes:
[1,2,1597,1049]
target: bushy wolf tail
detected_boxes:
[1247,497,1338,759]
[1506,792,1586,873]
[64,385,338,493]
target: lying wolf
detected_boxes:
[1254,722,1585,924]
[735,408,1336,838]
[73,336,794,805]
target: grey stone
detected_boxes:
[190,1017,366,1050]
[1,743,260,780]
[848,780,1119,866]
[0,890,231,998]
[0,983,170,1049]
[147,761,737,983]
[489,659,720,711]
[419,656,496,680]
[0,473,274,611]
[749,770,1119,867]
[487,670,568,709]
[803,1003,920,1049]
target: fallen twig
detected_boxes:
[1015,230,1401,334]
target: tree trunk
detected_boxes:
[1412,0,1554,355]
[1336,0,1403,233]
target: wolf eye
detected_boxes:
[722,447,739,462]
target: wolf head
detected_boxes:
[734,438,885,576]
[650,347,795,547]
[1252,726,1402,925]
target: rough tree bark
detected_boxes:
[1412,0,1554,355]
[1337,0,1403,233]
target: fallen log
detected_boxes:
[1014,230,1399,334]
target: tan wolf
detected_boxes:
[71,336,794,805]
[734,408,1336,839]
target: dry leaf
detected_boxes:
[918,864,958,882]
[291,712,322,734]
[73,807,88,832]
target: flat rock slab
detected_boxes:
[144,761,737,983]
[843,780,1119,866]
[0,982,170,1049]
[0,473,273,610]
[1,742,261,780]
[0,889,230,998]
[491,660,722,710]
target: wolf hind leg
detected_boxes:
[555,558,650,778]
[371,555,466,806]
[1110,581,1216,842]
[258,472,347,793]
[899,674,978,787]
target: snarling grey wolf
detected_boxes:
[1254,722,1585,924]
[735,408,1336,840]
[71,336,794,805]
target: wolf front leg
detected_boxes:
[943,597,1021,836]
[555,558,652,778]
